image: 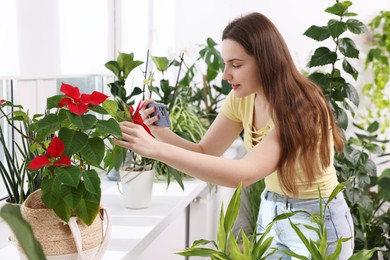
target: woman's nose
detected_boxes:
[222,68,232,81]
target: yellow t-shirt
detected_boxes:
[221,91,339,198]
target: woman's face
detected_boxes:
[221,39,262,97]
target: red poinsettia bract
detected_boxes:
[28,137,71,170]
[130,101,152,136]
[58,83,109,115]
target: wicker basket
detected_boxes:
[15,189,111,260]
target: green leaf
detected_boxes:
[325,182,345,209]
[75,196,101,225]
[217,205,226,252]
[117,52,144,79]
[104,60,120,79]
[344,83,359,107]
[348,248,380,260]
[51,197,71,223]
[308,72,332,93]
[308,47,337,67]
[54,166,81,188]
[281,249,308,260]
[253,236,274,259]
[12,110,29,121]
[96,118,122,136]
[67,113,97,131]
[367,121,379,133]
[0,204,46,260]
[325,1,351,16]
[58,128,89,156]
[346,19,366,34]
[339,38,359,58]
[82,169,101,195]
[206,66,218,82]
[176,248,224,257]
[80,137,105,166]
[334,107,348,130]
[229,232,243,259]
[326,239,343,260]
[35,114,61,135]
[342,59,358,80]
[365,143,384,154]
[46,95,64,109]
[224,183,242,234]
[41,178,61,208]
[303,25,330,41]
[165,166,185,190]
[102,99,119,117]
[61,185,82,208]
[328,19,347,38]
[152,56,170,72]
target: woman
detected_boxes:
[113,12,354,259]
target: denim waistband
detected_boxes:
[264,191,319,203]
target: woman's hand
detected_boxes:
[141,99,170,137]
[113,121,159,159]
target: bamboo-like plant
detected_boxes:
[0,101,42,204]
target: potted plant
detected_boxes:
[303,1,390,258]
[106,99,156,209]
[0,100,42,204]
[12,82,121,258]
[105,51,207,190]
[104,52,148,182]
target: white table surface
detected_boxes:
[0,176,208,259]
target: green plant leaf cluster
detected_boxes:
[105,52,144,109]
[25,95,122,225]
[304,1,366,130]
[177,184,276,259]
[303,1,390,257]
[335,121,390,257]
[0,101,42,204]
[361,10,390,134]
[183,37,230,126]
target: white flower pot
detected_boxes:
[120,168,154,209]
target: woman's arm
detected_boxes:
[144,102,243,156]
[113,121,281,188]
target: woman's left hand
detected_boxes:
[113,121,158,159]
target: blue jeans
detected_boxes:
[256,190,354,259]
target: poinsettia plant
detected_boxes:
[26,83,122,225]
[103,97,154,172]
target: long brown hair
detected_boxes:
[222,12,344,195]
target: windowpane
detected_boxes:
[0,2,19,76]
[0,80,13,200]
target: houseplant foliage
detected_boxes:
[282,183,379,260]
[177,183,276,259]
[105,51,207,189]
[181,37,231,126]
[0,204,46,260]
[304,0,390,258]
[361,10,390,135]
[0,100,42,204]
[26,83,122,225]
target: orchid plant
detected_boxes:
[26,83,122,225]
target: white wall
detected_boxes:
[172,0,390,71]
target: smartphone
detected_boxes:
[146,103,171,127]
